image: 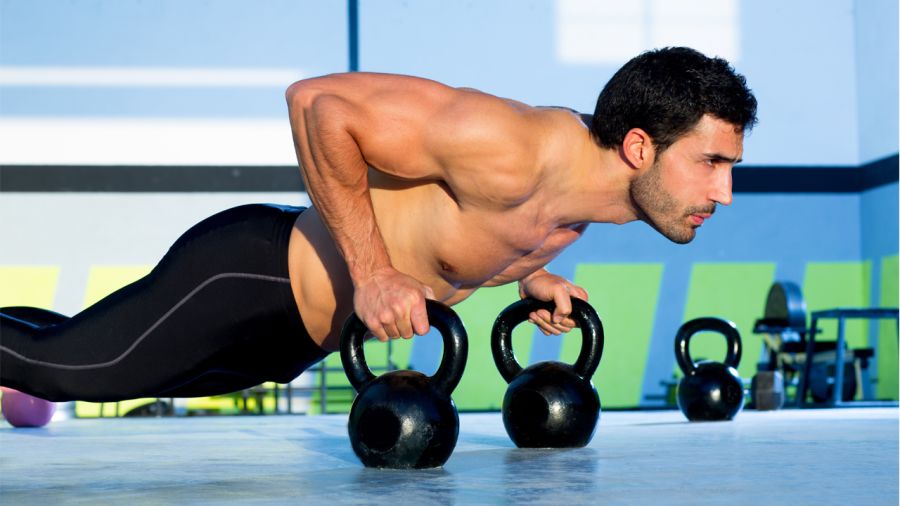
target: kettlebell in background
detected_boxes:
[492,297,604,448]
[1,307,65,428]
[675,317,745,422]
[1,388,56,428]
[340,299,468,469]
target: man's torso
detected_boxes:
[287,106,590,350]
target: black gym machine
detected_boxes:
[752,281,898,408]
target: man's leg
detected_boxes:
[0,204,328,402]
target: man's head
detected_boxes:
[591,47,757,244]
[591,46,757,154]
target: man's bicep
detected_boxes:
[290,73,452,177]
[301,75,528,185]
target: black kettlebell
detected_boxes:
[340,299,468,469]
[675,317,745,422]
[491,297,604,448]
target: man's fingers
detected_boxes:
[546,318,574,335]
[519,276,586,333]
[533,309,552,323]
[383,322,402,340]
[367,318,416,341]
[570,285,589,301]
[396,317,415,339]
[559,316,578,329]
[410,299,430,336]
[531,317,556,335]
[353,269,436,341]
[529,311,564,335]
[369,326,390,342]
[363,317,388,341]
[552,288,572,323]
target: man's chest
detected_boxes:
[428,213,582,288]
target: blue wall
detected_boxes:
[854,0,899,369]
[855,0,899,163]
[2,0,895,165]
[738,0,860,165]
[862,183,899,265]
[358,0,867,166]
[0,0,347,118]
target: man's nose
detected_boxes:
[710,168,733,206]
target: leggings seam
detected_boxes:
[0,273,290,370]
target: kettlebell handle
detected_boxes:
[491,297,604,383]
[339,299,468,396]
[674,317,742,375]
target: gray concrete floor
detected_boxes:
[1,408,897,505]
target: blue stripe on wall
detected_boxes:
[0,88,290,118]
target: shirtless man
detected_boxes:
[0,47,756,403]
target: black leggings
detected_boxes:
[0,204,328,402]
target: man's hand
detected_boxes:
[353,267,436,342]
[518,270,589,335]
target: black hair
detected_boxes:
[591,47,757,153]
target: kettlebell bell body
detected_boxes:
[341,300,468,469]
[674,318,745,422]
[492,297,604,448]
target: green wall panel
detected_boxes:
[803,262,872,350]
[452,283,530,411]
[0,266,60,309]
[877,255,898,400]
[678,263,777,379]
[562,263,664,408]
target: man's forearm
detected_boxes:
[286,84,393,285]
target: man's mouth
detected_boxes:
[689,213,712,226]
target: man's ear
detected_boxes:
[620,128,655,170]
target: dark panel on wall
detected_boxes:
[0,154,896,192]
[0,166,304,192]
[733,154,898,193]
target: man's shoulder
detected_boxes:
[428,93,583,171]
[530,108,592,172]
[531,107,591,149]
[533,106,588,127]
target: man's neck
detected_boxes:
[562,134,642,226]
